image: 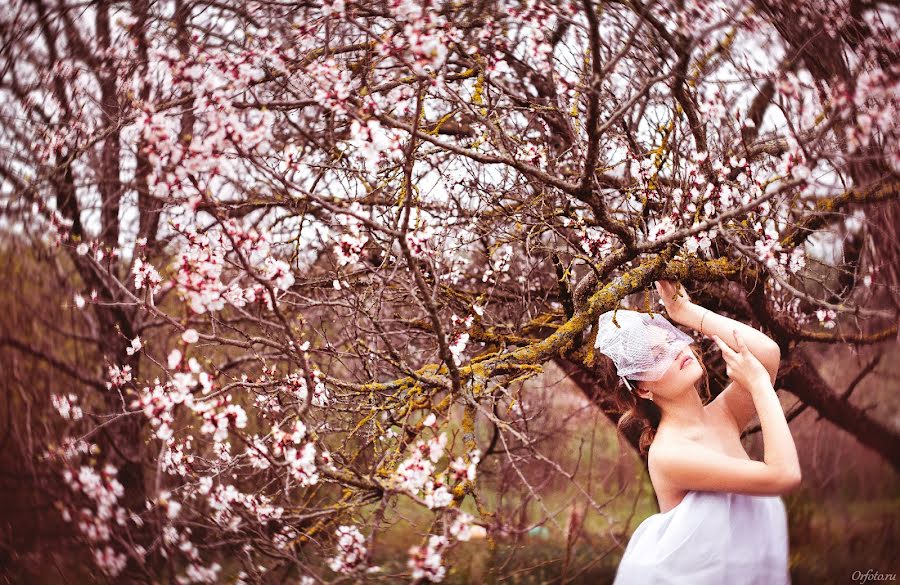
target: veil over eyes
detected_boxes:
[593,309,694,385]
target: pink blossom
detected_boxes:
[449,511,476,541]
[261,257,295,291]
[182,329,200,344]
[647,216,677,242]
[407,534,448,582]
[286,442,319,486]
[279,371,331,407]
[93,546,128,577]
[449,450,480,483]
[816,309,837,329]
[126,336,142,356]
[51,393,83,420]
[107,364,132,388]
[133,257,163,296]
[423,480,452,509]
[328,525,368,575]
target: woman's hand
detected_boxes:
[655,280,694,323]
[712,330,773,393]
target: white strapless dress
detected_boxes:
[613,490,791,585]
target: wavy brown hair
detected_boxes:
[610,344,712,458]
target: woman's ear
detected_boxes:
[634,381,653,401]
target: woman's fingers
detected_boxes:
[733,330,749,354]
[712,334,737,358]
[655,280,672,298]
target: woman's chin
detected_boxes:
[682,365,704,387]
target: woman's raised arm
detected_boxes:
[650,332,800,495]
[655,280,781,431]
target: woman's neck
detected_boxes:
[656,386,710,433]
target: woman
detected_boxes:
[598,280,800,585]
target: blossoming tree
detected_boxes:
[0,0,897,582]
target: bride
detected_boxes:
[596,280,800,585]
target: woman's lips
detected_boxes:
[679,355,693,370]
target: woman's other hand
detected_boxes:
[655,280,693,323]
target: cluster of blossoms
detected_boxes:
[124,336,142,356]
[279,370,331,409]
[160,523,222,584]
[449,511,477,541]
[405,215,441,260]
[682,227,717,255]
[328,525,369,575]
[46,377,134,577]
[392,433,451,508]
[132,257,163,299]
[448,313,475,366]
[203,481,284,533]
[261,256,295,292]
[262,419,320,486]
[61,464,126,541]
[635,151,768,252]
[195,396,248,443]
[405,508,479,582]
[135,40,280,202]
[647,216,677,243]
[770,293,807,325]
[751,217,808,278]
[276,141,306,182]
[378,0,459,77]
[752,219,785,269]
[132,355,214,443]
[160,435,196,476]
[304,56,355,114]
[132,352,261,475]
[59,463,130,576]
[514,141,549,167]
[391,432,481,511]
[171,229,229,313]
[482,242,514,282]
[578,226,615,258]
[170,225,295,314]
[333,201,370,267]
[340,118,407,173]
[51,392,83,420]
[107,364,133,388]
[177,560,222,585]
[816,308,838,329]
[828,64,899,163]
[93,546,128,578]
[407,534,450,582]
[252,367,332,417]
[779,150,814,183]
[777,0,850,38]
[447,450,481,485]
[46,436,93,462]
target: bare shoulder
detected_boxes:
[647,433,692,503]
[647,425,798,495]
[648,431,690,466]
[647,430,695,478]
